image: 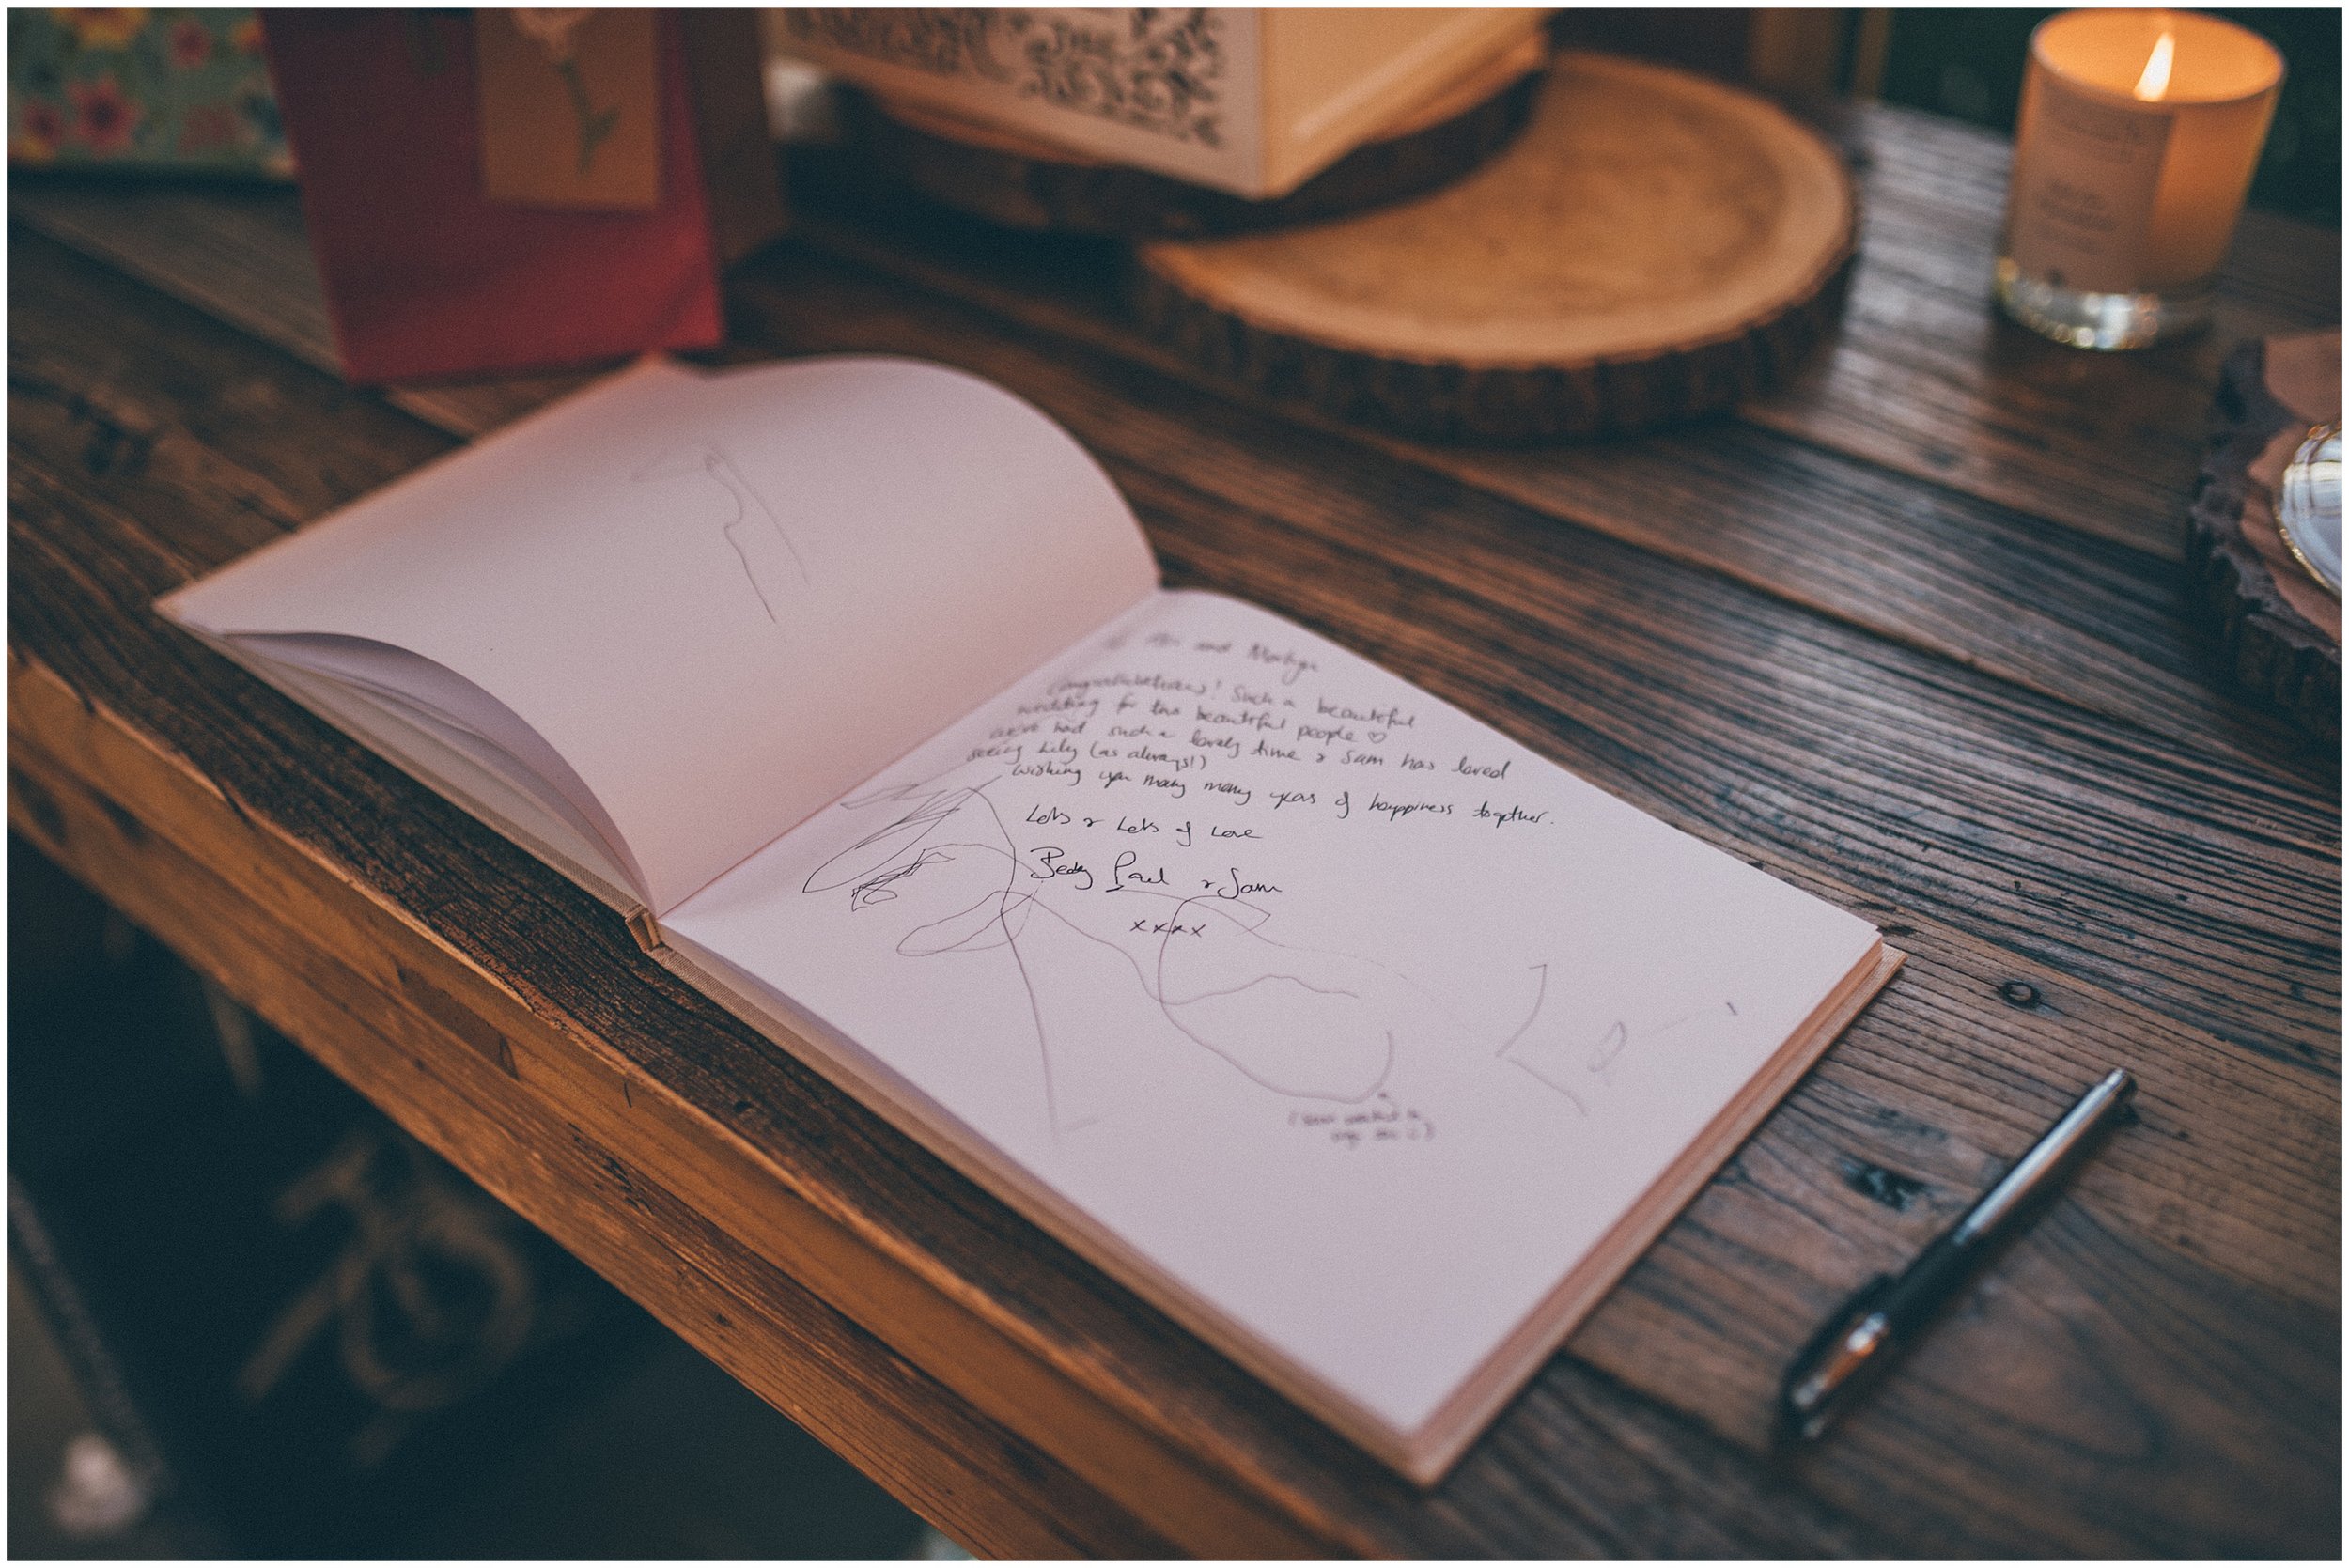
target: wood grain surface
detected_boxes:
[1131,55,1858,440]
[8,94,2340,1559]
[2186,334,2342,744]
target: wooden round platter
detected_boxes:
[1130,52,1859,442]
[842,35,1548,240]
[2185,331,2341,747]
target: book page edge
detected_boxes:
[649,919,1902,1487]
[166,623,651,922]
[1399,938,1906,1483]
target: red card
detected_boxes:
[263,8,728,384]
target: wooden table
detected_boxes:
[9,100,2340,1557]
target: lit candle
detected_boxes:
[1998,8,2282,349]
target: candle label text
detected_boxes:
[2005,74,2172,295]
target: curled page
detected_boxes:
[161,357,1160,913]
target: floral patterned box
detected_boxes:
[775,6,1547,199]
[9,8,290,177]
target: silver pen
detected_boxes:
[1780,1068,2137,1441]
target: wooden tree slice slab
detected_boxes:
[842,36,1547,239]
[2185,331,2341,749]
[1130,53,1859,442]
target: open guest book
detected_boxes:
[161,356,1900,1481]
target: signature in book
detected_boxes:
[804,769,1396,1130]
[797,763,1739,1138]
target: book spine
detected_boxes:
[625,908,666,954]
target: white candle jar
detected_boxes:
[1998,8,2282,349]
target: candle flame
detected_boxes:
[2133,30,2176,101]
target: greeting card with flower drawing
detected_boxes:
[476,7,662,210]
[244,8,781,382]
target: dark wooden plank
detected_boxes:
[5,733,1171,1560]
[13,199,2330,1249]
[767,183,2338,761]
[3,179,587,436]
[2185,335,2342,742]
[15,442,2335,1556]
[896,226,2328,772]
[710,246,2342,1072]
[16,158,2339,775]
[8,224,1914,1560]
[753,220,2329,772]
[16,185,2338,1045]
[0,492,1398,1560]
[16,209,2335,1094]
[786,101,2343,568]
[1740,105,2342,562]
[11,219,2338,1556]
[16,650,1914,1567]
[783,101,2340,567]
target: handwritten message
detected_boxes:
[768,591,1719,1146]
[961,624,1554,879]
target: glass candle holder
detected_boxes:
[1998,9,2282,349]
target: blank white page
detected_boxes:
[162,357,1159,913]
[661,588,1883,1449]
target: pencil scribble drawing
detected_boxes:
[1500,979,1740,1113]
[798,761,1622,1139]
[634,446,809,626]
